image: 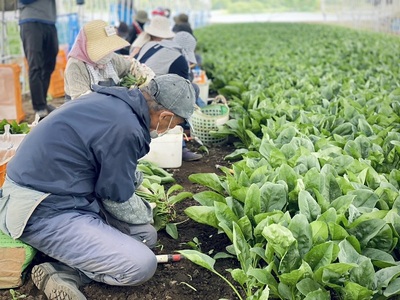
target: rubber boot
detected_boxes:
[31,262,87,300]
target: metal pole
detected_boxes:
[1,0,6,62]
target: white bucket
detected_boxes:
[140,126,183,168]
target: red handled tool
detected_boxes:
[156,254,183,264]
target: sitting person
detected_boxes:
[129,15,174,57]
[115,21,130,55]
[173,31,206,106]
[65,19,149,100]
[126,10,149,46]
[134,16,203,161]
[172,13,193,35]
[172,13,205,78]
[0,74,197,300]
[134,18,188,78]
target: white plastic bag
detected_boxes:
[0,125,16,165]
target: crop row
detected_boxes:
[179,23,400,300]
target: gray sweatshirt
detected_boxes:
[19,0,57,25]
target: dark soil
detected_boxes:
[0,97,241,300]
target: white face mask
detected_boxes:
[95,53,113,65]
[150,116,174,139]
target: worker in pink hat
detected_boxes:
[65,20,152,101]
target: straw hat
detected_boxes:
[144,16,175,39]
[135,10,149,23]
[83,20,130,62]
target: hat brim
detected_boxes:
[135,16,149,23]
[87,35,130,62]
[187,50,197,64]
[145,27,175,39]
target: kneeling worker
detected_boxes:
[0,74,196,299]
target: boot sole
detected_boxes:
[31,263,86,300]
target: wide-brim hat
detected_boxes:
[84,20,130,62]
[135,10,149,23]
[144,16,175,39]
[173,31,197,64]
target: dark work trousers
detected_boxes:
[20,22,59,111]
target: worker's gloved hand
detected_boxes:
[134,170,144,189]
[136,184,152,195]
[129,58,155,89]
[149,202,156,224]
[102,193,153,225]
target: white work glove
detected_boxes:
[148,201,156,224]
[136,184,152,195]
[134,170,144,189]
[129,59,155,89]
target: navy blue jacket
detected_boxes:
[7,86,151,203]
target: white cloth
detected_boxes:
[129,32,151,55]
[0,177,50,238]
[129,59,155,88]
[86,62,120,86]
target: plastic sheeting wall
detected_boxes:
[321,0,400,34]
[55,0,211,51]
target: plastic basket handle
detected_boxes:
[211,95,228,105]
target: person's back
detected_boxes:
[0,74,197,300]
[172,22,193,35]
[135,40,189,79]
[172,13,193,35]
[116,22,130,55]
[132,15,202,161]
[126,10,148,45]
[172,31,198,82]
[6,87,150,203]
[64,20,132,100]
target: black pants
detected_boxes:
[20,22,59,111]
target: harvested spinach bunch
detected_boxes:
[0,119,30,134]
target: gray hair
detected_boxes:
[140,87,165,112]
